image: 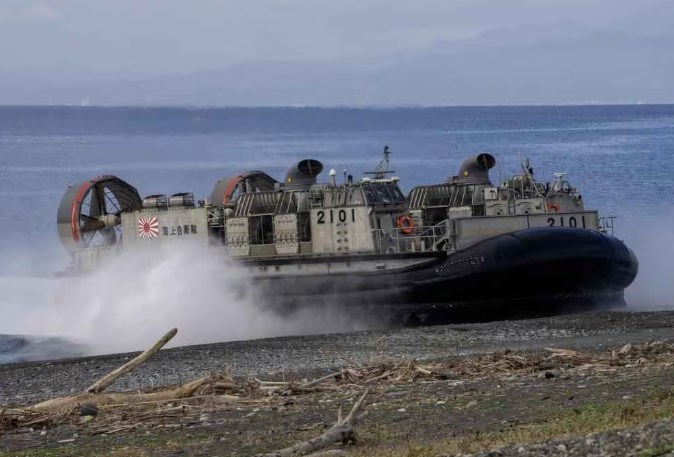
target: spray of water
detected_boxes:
[622,212,674,310]
[0,242,372,358]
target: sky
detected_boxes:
[1,0,673,80]
[1,0,673,104]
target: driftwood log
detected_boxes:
[13,328,183,415]
[257,388,369,457]
[29,375,211,414]
[86,328,178,394]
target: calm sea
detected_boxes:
[1,105,673,362]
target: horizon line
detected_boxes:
[1,102,673,110]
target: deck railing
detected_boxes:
[374,222,450,254]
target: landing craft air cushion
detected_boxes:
[56,148,638,323]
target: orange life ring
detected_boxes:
[397,215,415,235]
[547,203,560,213]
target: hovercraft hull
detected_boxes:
[253,227,638,323]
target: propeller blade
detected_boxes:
[87,187,103,217]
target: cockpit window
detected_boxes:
[374,183,393,204]
[361,182,405,205]
[362,184,377,205]
[388,184,405,202]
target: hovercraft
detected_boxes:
[56,148,638,323]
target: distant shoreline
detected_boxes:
[1,103,673,110]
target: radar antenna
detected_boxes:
[364,145,396,179]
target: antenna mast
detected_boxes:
[364,145,396,179]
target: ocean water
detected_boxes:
[1,105,673,363]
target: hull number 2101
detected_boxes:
[317,209,356,224]
[547,215,586,228]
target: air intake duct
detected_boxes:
[285,159,324,190]
[169,192,195,207]
[142,194,168,209]
[457,153,496,184]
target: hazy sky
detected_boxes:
[2,0,673,82]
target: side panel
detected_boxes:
[247,255,436,277]
[513,198,545,214]
[311,207,375,254]
[311,208,334,253]
[274,214,299,255]
[349,207,376,253]
[485,201,508,216]
[529,212,599,230]
[121,207,209,247]
[454,211,599,249]
[226,217,250,257]
[448,207,472,219]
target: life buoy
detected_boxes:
[397,215,415,235]
[547,202,560,213]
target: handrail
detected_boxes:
[598,216,616,236]
[385,221,450,254]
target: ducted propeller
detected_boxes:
[57,176,142,257]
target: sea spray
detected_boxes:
[0,242,370,360]
[622,212,674,310]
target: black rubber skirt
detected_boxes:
[257,227,639,322]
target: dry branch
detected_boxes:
[257,388,369,457]
[86,328,178,394]
[363,370,392,384]
[301,370,345,389]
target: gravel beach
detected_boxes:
[2,310,674,456]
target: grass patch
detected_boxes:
[0,432,216,457]
[351,388,674,457]
[639,445,674,457]
[0,445,150,457]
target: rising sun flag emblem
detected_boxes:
[138,216,159,238]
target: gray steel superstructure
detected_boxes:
[57,149,638,322]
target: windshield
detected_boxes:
[362,182,405,205]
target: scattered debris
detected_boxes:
[256,389,369,457]
[2,331,673,457]
[449,340,674,378]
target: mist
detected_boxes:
[0,242,371,359]
[622,213,674,310]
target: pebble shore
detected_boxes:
[2,310,674,406]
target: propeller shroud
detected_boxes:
[57,176,142,257]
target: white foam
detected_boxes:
[623,212,674,310]
[0,242,368,357]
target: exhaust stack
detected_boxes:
[285,159,324,190]
[456,153,496,185]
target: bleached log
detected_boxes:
[30,375,209,414]
[86,328,178,394]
